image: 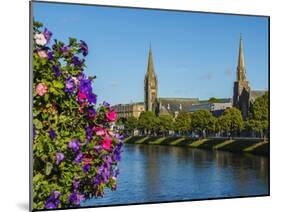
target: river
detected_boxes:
[82,144,268,207]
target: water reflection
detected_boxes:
[83,144,268,207]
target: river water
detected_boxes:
[83,144,268,207]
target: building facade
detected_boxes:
[112,102,145,119]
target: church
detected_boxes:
[113,35,266,120]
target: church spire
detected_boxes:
[237,33,246,81]
[147,45,155,76]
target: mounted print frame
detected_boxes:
[30,1,270,211]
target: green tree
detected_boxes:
[246,91,269,138]
[158,114,174,136]
[218,107,243,137]
[124,116,138,135]
[174,111,191,135]
[208,97,220,103]
[191,110,216,137]
[138,111,158,135]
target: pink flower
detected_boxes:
[36,83,48,96]
[37,49,48,58]
[93,127,107,136]
[78,90,87,100]
[102,137,112,150]
[106,111,117,122]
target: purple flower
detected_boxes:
[47,51,54,60]
[74,152,83,164]
[65,77,76,93]
[43,28,52,43]
[79,40,88,56]
[103,101,111,108]
[49,128,56,140]
[72,56,83,67]
[61,45,71,57]
[68,139,80,152]
[52,65,61,78]
[85,126,92,141]
[45,190,60,209]
[55,152,64,165]
[73,179,80,190]
[87,93,97,104]
[68,191,85,206]
[78,79,92,94]
[112,166,120,178]
[82,164,91,173]
[88,108,96,118]
[93,174,102,186]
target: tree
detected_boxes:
[158,114,174,136]
[208,97,220,103]
[191,110,216,137]
[138,111,158,135]
[246,92,269,138]
[218,107,243,137]
[174,111,191,135]
[124,116,138,135]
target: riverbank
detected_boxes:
[123,136,269,155]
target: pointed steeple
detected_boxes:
[147,45,156,76]
[237,33,246,81]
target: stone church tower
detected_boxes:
[144,46,158,113]
[233,34,251,120]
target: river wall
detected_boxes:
[123,136,269,155]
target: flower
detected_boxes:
[52,65,61,78]
[74,152,83,164]
[61,45,71,57]
[78,90,87,100]
[79,40,88,56]
[88,108,96,118]
[45,191,60,209]
[87,92,97,104]
[55,152,64,165]
[37,49,48,58]
[72,56,83,67]
[68,191,85,206]
[36,83,48,96]
[43,28,52,43]
[34,33,47,46]
[82,154,93,165]
[49,128,56,140]
[102,137,112,150]
[47,51,54,60]
[78,79,92,94]
[65,77,76,93]
[106,110,117,122]
[82,164,91,172]
[85,126,93,141]
[93,127,107,136]
[68,139,80,152]
[73,179,80,190]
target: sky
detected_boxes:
[33,2,269,105]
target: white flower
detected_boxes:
[34,33,47,46]
[72,77,79,85]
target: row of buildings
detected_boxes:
[113,34,266,120]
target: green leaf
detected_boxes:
[33,119,43,129]
[45,162,53,176]
[53,80,64,89]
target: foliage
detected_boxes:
[174,111,191,135]
[124,116,138,134]
[191,110,216,137]
[246,92,269,137]
[208,97,220,103]
[157,114,174,135]
[32,21,123,210]
[218,107,243,136]
[138,111,159,134]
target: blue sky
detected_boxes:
[33,2,269,105]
